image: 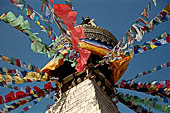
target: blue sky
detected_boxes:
[0,0,170,113]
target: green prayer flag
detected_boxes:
[144,101,153,108]
[1,11,16,22]
[47,49,56,58]
[71,61,77,67]
[9,15,24,27]
[162,105,168,112]
[10,57,15,65]
[146,44,151,49]
[20,20,31,30]
[135,97,142,103]
[29,32,41,42]
[155,103,162,111]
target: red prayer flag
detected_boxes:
[53,4,72,15]
[156,84,164,88]
[5,91,15,102]
[26,86,31,96]
[33,86,44,97]
[166,62,170,67]
[66,11,77,25]
[53,4,76,31]
[70,26,85,50]
[23,106,29,112]
[166,35,170,43]
[143,71,147,75]
[15,59,21,67]
[75,48,91,72]
[44,82,53,90]
[33,86,42,92]
[0,96,4,104]
[8,69,12,74]
[16,91,26,99]
[10,0,14,4]
[49,0,54,4]
[53,4,91,72]
[165,80,170,88]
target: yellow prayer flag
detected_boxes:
[3,67,8,73]
[27,9,32,16]
[30,90,34,94]
[2,56,8,63]
[28,64,32,70]
[37,98,41,101]
[149,19,153,28]
[0,13,6,19]
[40,25,43,29]
[57,45,63,49]
[4,74,13,82]
[150,44,158,49]
[152,67,157,72]
[163,4,170,14]
[14,76,24,84]
[41,73,48,81]
[36,21,40,26]
[34,94,38,98]
[24,72,42,81]
[0,74,5,82]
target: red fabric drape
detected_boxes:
[53,4,91,72]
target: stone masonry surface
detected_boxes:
[46,79,120,113]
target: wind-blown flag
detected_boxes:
[44,82,53,90]
[16,91,26,99]
[5,91,15,102]
[25,86,31,96]
[53,4,91,72]
[49,0,54,4]
[33,86,44,97]
[0,96,4,104]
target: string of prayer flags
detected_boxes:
[117,92,170,112]
[149,4,170,28]
[0,85,61,112]
[141,2,151,19]
[95,32,170,67]
[0,12,58,58]
[10,0,57,41]
[0,55,40,73]
[0,72,49,90]
[116,93,151,113]
[19,97,42,113]
[132,32,169,54]
[124,32,170,57]
[124,61,170,82]
[116,80,170,99]
[0,82,57,105]
[101,3,170,66]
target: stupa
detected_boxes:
[44,17,121,113]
